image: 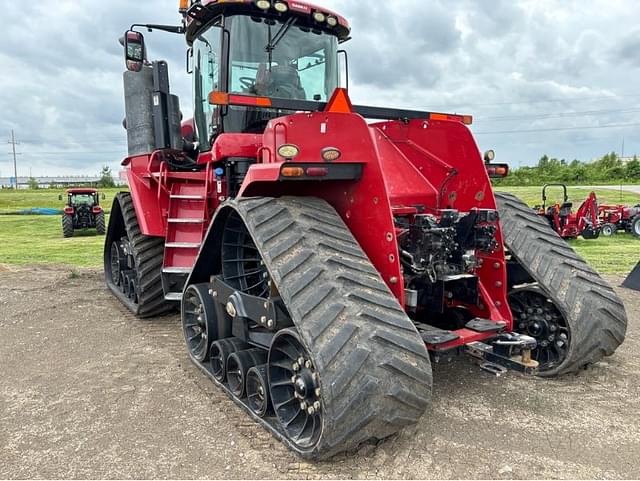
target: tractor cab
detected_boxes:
[123,1,349,157]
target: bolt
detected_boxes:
[260,316,267,324]
[519,323,526,329]
[291,375,297,383]
[494,262,501,269]
[305,360,312,369]
[300,402,307,411]
[548,335,555,342]
[197,315,203,322]
[307,406,316,416]
[208,289,214,296]
[527,308,534,314]
[264,302,268,309]
[212,291,218,297]
[298,357,305,367]
[292,362,300,372]
[315,388,321,397]
[495,281,503,288]
[226,302,237,318]
[313,401,321,411]
[496,301,502,308]
[550,324,557,332]
[267,319,275,329]
[541,341,549,348]
[390,277,399,285]
[536,308,543,315]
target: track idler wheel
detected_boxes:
[210,338,248,382]
[268,329,322,450]
[247,365,271,418]
[509,286,569,370]
[226,349,268,397]
[182,284,219,363]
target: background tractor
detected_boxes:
[104,0,627,459]
[60,188,106,238]
[598,203,640,237]
[534,183,600,239]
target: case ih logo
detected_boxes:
[289,2,311,13]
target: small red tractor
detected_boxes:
[105,0,627,459]
[598,203,640,237]
[535,184,600,239]
[60,188,106,238]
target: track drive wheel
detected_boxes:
[95,212,106,235]
[496,192,627,376]
[104,192,173,318]
[62,215,74,238]
[182,283,218,362]
[200,198,432,459]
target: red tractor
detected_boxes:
[104,0,627,459]
[535,184,600,239]
[60,188,106,238]
[598,203,640,237]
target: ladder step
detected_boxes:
[165,292,183,301]
[168,218,206,224]
[165,242,202,249]
[170,194,206,200]
[162,267,192,275]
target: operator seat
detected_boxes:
[255,62,306,100]
[559,202,573,217]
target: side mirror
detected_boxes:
[124,30,146,72]
[58,194,63,201]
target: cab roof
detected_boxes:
[184,0,350,43]
[66,188,98,195]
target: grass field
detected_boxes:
[0,188,124,214]
[0,187,638,271]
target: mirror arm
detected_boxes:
[130,23,184,35]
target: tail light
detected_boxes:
[306,167,329,177]
[64,207,74,215]
[92,206,103,214]
[486,164,510,179]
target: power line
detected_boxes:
[477,107,640,122]
[474,122,640,135]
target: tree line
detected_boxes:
[496,152,640,186]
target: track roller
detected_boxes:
[210,338,249,382]
[227,349,268,397]
[182,284,218,363]
[246,365,271,417]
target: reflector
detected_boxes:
[281,167,305,177]
[325,88,353,114]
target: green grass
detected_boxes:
[0,188,124,214]
[0,186,637,273]
[0,215,106,268]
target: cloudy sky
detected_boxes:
[1,0,639,178]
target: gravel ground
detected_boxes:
[0,265,638,479]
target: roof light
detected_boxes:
[274,1,288,13]
[484,150,496,163]
[179,0,190,12]
[255,0,271,10]
[321,147,341,162]
[486,164,510,178]
[313,11,326,23]
[278,144,300,160]
[281,167,305,177]
[326,16,338,27]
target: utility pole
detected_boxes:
[8,130,20,190]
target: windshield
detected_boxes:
[70,194,95,205]
[229,15,338,101]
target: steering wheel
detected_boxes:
[239,77,256,90]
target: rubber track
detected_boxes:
[107,193,173,318]
[230,197,432,459]
[495,192,627,376]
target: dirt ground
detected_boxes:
[0,265,639,480]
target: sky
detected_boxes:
[0,0,639,178]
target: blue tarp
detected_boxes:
[0,208,63,216]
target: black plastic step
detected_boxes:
[415,323,460,345]
[465,318,506,333]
